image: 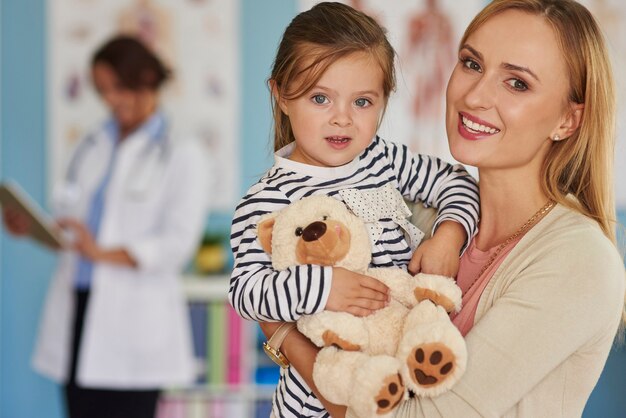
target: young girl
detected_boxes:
[229,2,479,417]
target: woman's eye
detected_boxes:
[312,94,328,104]
[506,78,528,91]
[462,58,482,73]
[295,227,303,236]
[354,97,371,108]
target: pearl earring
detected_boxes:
[552,134,561,141]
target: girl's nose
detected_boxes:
[330,104,353,127]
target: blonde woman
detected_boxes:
[396,0,625,416]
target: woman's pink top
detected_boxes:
[451,236,522,336]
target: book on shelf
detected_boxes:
[255,399,273,418]
[226,305,244,385]
[208,302,226,384]
[188,302,208,383]
[156,396,185,418]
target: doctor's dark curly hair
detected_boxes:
[91,35,171,91]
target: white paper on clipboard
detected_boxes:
[0,180,66,249]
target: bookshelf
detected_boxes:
[156,275,280,418]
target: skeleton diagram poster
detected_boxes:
[47,0,240,210]
[300,0,626,207]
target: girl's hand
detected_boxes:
[2,207,31,236]
[325,267,389,317]
[408,220,465,277]
[57,218,101,261]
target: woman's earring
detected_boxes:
[552,134,562,141]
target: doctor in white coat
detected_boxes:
[4,35,212,418]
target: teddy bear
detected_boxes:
[257,195,467,418]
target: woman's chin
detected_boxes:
[448,141,477,167]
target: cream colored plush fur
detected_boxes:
[258,195,467,418]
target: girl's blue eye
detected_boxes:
[355,98,371,107]
[506,78,528,91]
[312,94,328,104]
[462,58,482,73]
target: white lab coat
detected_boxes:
[32,115,212,388]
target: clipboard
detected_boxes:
[0,180,66,249]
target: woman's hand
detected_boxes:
[2,207,32,236]
[259,321,348,418]
[409,220,465,277]
[325,267,389,317]
[57,217,138,267]
[57,218,101,261]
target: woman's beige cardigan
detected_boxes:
[350,204,625,418]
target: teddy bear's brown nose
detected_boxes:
[302,221,327,242]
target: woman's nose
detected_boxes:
[98,89,121,110]
[463,75,495,110]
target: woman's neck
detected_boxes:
[475,169,549,251]
[119,97,158,140]
[119,113,156,140]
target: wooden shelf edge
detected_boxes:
[181,274,230,302]
[164,383,276,400]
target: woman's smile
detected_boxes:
[457,112,501,140]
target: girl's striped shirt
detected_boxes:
[229,136,479,418]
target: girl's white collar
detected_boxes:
[274,142,362,179]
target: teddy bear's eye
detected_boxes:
[322,215,328,221]
[295,227,303,236]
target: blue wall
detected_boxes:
[1,0,65,417]
[0,0,624,417]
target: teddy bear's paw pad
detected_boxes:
[375,373,405,415]
[408,343,455,387]
[414,288,455,313]
[322,330,361,351]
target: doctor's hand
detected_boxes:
[56,218,101,261]
[2,207,31,236]
[56,217,138,267]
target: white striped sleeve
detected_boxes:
[387,141,480,249]
[229,185,333,322]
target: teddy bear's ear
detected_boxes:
[257,216,276,254]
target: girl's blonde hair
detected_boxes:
[461,0,617,243]
[269,1,396,151]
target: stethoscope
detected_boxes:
[55,114,170,210]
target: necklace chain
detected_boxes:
[464,200,556,296]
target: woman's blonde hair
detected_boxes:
[269,1,396,151]
[462,0,617,243]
